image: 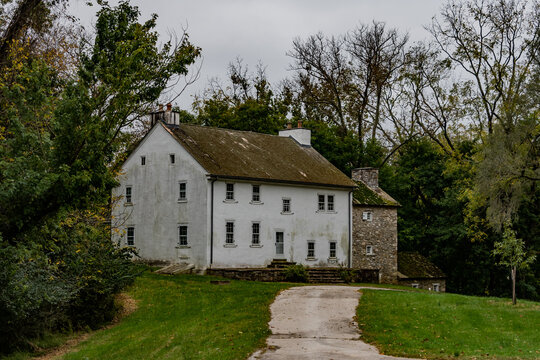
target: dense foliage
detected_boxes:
[0,0,199,353]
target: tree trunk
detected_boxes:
[511,266,517,305]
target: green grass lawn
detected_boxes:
[357,289,540,359]
[61,272,291,360]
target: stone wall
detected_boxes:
[206,268,379,283]
[398,278,446,292]
[352,206,398,283]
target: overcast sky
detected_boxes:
[69,0,445,111]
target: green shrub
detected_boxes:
[282,264,309,282]
[338,266,356,283]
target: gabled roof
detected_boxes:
[398,252,446,279]
[353,180,399,207]
[161,123,356,189]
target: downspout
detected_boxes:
[210,178,216,266]
[348,190,353,268]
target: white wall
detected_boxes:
[112,124,209,266]
[211,180,350,268]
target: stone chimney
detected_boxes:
[279,121,311,146]
[352,167,379,189]
[150,103,180,126]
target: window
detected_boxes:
[252,185,260,202]
[169,154,175,164]
[178,225,188,246]
[141,156,146,165]
[125,186,132,203]
[127,227,135,246]
[252,222,260,245]
[412,283,419,289]
[318,194,325,211]
[327,195,334,211]
[225,221,234,244]
[329,241,336,258]
[307,241,315,258]
[366,245,374,255]
[362,211,373,221]
[282,198,291,213]
[226,183,234,200]
[178,182,187,201]
[433,283,440,292]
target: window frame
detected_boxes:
[251,222,261,246]
[141,156,146,165]
[327,195,335,211]
[329,241,337,259]
[366,245,374,255]
[282,198,292,214]
[362,210,373,221]
[126,226,135,246]
[225,183,235,201]
[178,225,188,246]
[225,221,235,245]
[318,194,325,211]
[251,184,261,203]
[307,241,316,259]
[125,186,132,204]
[169,153,175,164]
[433,283,440,292]
[178,181,187,201]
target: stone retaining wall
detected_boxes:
[206,268,379,283]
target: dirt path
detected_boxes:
[248,286,416,360]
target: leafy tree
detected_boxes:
[493,223,536,304]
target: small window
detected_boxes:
[252,222,260,245]
[366,245,374,255]
[433,283,440,292]
[252,185,260,202]
[178,182,187,201]
[307,241,315,258]
[412,283,419,289]
[318,194,325,211]
[327,195,334,211]
[329,241,336,258]
[226,183,234,200]
[125,186,132,203]
[178,225,188,246]
[127,227,135,246]
[169,154,175,164]
[282,198,291,213]
[141,156,146,165]
[225,221,234,244]
[362,211,373,221]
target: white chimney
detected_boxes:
[279,121,311,146]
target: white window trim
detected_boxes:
[178,181,187,202]
[326,194,335,212]
[316,193,337,213]
[366,245,374,256]
[317,193,326,212]
[224,220,237,247]
[223,183,238,203]
[433,283,440,292]
[281,197,293,215]
[362,210,373,221]
[176,224,190,248]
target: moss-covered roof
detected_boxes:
[162,123,356,188]
[398,252,446,279]
[352,180,399,207]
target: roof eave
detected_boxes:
[207,174,356,190]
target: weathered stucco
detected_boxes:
[352,206,398,283]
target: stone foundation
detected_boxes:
[352,206,398,283]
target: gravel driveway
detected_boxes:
[248,286,416,360]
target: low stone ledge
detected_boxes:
[206,268,379,283]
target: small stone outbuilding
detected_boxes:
[397,252,446,292]
[351,168,399,283]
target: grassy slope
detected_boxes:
[357,290,540,359]
[62,272,291,360]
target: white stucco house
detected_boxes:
[112,108,357,270]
